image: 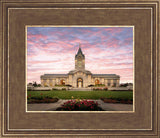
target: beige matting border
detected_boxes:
[25,25,135,113]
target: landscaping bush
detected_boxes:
[45,95,54,99]
[27,93,59,103]
[56,99,104,111]
[31,95,44,100]
[28,97,59,104]
[62,88,66,91]
[52,88,58,90]
[95,84,105,87]
[100,97,133,104]
[37,84,41,87]
[88,84,94,87]
[92,87,108,91]
[93,88,104,91]
[103,87,108,91]
[55,84,67,87]
[65,84,72,87]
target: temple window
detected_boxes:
[95,79,100,85]
[60,79,65,85]
[113,83,116,87]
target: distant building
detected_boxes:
[41,46,120,88]
[27,83,34,91]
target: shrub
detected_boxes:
[52,88,58,90]
[28,97,59,104]
[92,87,109,91]
[93,88,98,91]
[37,84,41,87]
[31,96,44,100]
[95,84,105,87]
[45,95,54,99]
[100,97,133,104]
[103,87,108,91]
[62,88,66,91]
[27,93,59,103]
[55,84,67,87]
[33,81,38,87]
[88,84,94,87]
[65,84,72,87]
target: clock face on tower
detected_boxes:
[78,56,82,60]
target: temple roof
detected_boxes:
[40,74,68,79]
[68,69,92,75]
[92,74,120,78]
[40,73,120,79]
[43,74,67,76]
[92,74,117,76]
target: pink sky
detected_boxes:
[27,27,133,84]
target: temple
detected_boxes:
[40,46,120,88]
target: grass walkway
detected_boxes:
[27,90,133,100]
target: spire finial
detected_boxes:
[79,43,81,48]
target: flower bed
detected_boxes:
[56,99,104,111]
[101,97,133,104]
[27,94,59,103]
[28,98,59,104]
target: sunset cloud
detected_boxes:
[27,27,133,84]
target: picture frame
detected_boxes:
[0,0,159,137]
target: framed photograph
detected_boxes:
[26,26,134,113]
[1,0,159,137]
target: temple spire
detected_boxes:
[75,44,84,58]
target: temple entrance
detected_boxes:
[77,78,83,88]
[60,79,65,85]
[95,79,100,85]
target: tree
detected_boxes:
[32,81,38,87]
[37,84,41,87]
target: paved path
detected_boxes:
[27,100,133,111]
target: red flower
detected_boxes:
[40,93,43,95]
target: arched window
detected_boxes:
[95,79,100,85]
[60,79,65,85]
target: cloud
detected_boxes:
[27,27,133,83]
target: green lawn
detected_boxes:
[27,90,133,100]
